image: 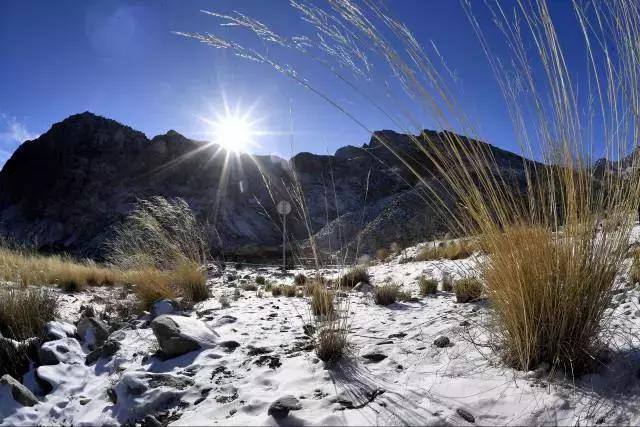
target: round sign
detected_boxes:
[277,200,292,216]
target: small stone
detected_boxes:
[362,351,387,362]
[79,398,91,405]
[388,332,407,339]
[268,395,302,419]
[459,320,470,327]
[377,340,394,345]
[219,340,241,352]
[457,408,475,423]
[433,336,451,348]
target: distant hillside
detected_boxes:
[0,112,534,262]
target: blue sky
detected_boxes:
[1,1,585,165]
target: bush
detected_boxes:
[282,285,297,297]
[126,268,176,309]
[397,290,412,302]
[294,273,307,286]
[419,277,438,296]
[315,326,348,364]
[0,288,58,340]
[255,276,266,285]
[416,240,478,262]
[442,273,454,292]
[173,262,209,303]
[454,278,483,303]
[373,284,400,306]
[242,283,258,292]
[309,283,334,317]
[337,267,369,289]
[271,285,282,297]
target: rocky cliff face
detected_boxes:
[0,112,532,262]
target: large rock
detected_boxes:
[44,321,77,342]
[150,315,219,358]
[0,374,38,407]
[76,317,109,349]
[150,299,180,319]
[268,395,302,419]
[39,338,84,366]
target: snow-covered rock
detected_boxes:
[150,315,219,358]
[0,375,38,408]
[44,321,77,342]
[76,317,109,349]
[150,299,181,319]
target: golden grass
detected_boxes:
[309,282,334,317]
[418,276,438,296]
[271,285,282,297]
[416,239,479,262]
[281,285,297,297]
[315,325,348,364]
[453,278,483,303]
[337,266,369,289]
[0,287,58,340]
[373,284,400,306]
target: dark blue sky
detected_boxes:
[1,1,584,165]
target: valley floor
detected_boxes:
[3,237,640,426]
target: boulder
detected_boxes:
[151,315,219,358]
[268,395,302,419]
[44,321,77,342]
[76,317,109,349]
[39,338,84,366]
[0,374,38,407]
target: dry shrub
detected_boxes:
[419,277,438,296]
[255,276,266,285]
[416,240,478,262]
[172,262,208,303]
[375,248,390,262]
[124,268,176,309]
[282,285,297,297]
[271,285,282,297]
[337,267,369,289]
[373,284,400,306]
[0,287,58,340]
[309,282,334,317]
[315,325,348,364]
[442,273,454,292]
[294,273,307,286]
[454,278,483,303]
[242,283,258,292]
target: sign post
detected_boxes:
[276,200,292,271]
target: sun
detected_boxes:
[211,114,254,152]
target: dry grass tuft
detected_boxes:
[442,273,454,292]
[0,287,58,340]
[419,277,438,296]
[309,282,335,317]
[294,273,307,286]
[282,285,297,297]
[315,325,348,364]
[172,262,209,303]
[373,284,400,306]
[271,285,282,297]
[337,266,369,289]
[242,283,258,292]
[454,278,483,303]
[255,276,266,285]
[416,240,479,262]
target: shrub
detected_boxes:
[416,240,478,262]
[373,284,400,306]
[0,288,58,340]
[126,268,176,309]
[397,290,412,302]
[173,262,209,303]
[282,285,297,297]
[294,273,307,286]
[315,326,348,364]
[255,276,266,285]
[337,267,369,289]
[454,278,483,303]
[419,277,438,296]
[242,283,258,292]
[309,283,334,317]
[271,285,282,297]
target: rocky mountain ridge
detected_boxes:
[0,112,532,262]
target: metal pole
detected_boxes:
[282,212,286,272]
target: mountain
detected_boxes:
[0,112,532,262]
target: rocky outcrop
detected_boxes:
[0,112,535,261]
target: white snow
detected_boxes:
[3,230,640,425]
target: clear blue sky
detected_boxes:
[1,1,584,165]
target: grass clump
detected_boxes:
[0,288,58,340]
[271,285,282,297]
[416,240,478,262]
[337,266,369,289]
[454,278,483,303]
[242,283,258,292]
[282,285,297,297]
[294,273,307,286]
[315,326,348,364]
[255,275,266,285]
[373,284,400,306]
[172,262,209,303]
[442,273,454,292]
[309,282,334,317]
[419,277,438,296]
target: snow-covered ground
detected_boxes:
[3,235,640,426]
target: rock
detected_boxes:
[142,415,163,427]
[76,317,110,349]
[85,339,121,365]
[352,282,374,293]
[457,407,475,423]
[44,321,77,342]
[388,332,407,339]
[0,374,39,407]
[268,395,302,419]
[39,338,83,366]
[433,336,451,348]
[216,315,238,325]
[362,351,387,362]
[459,320,470,327]
[151,315,219,358]
[219,340,240,352]
[150,299,181,319]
